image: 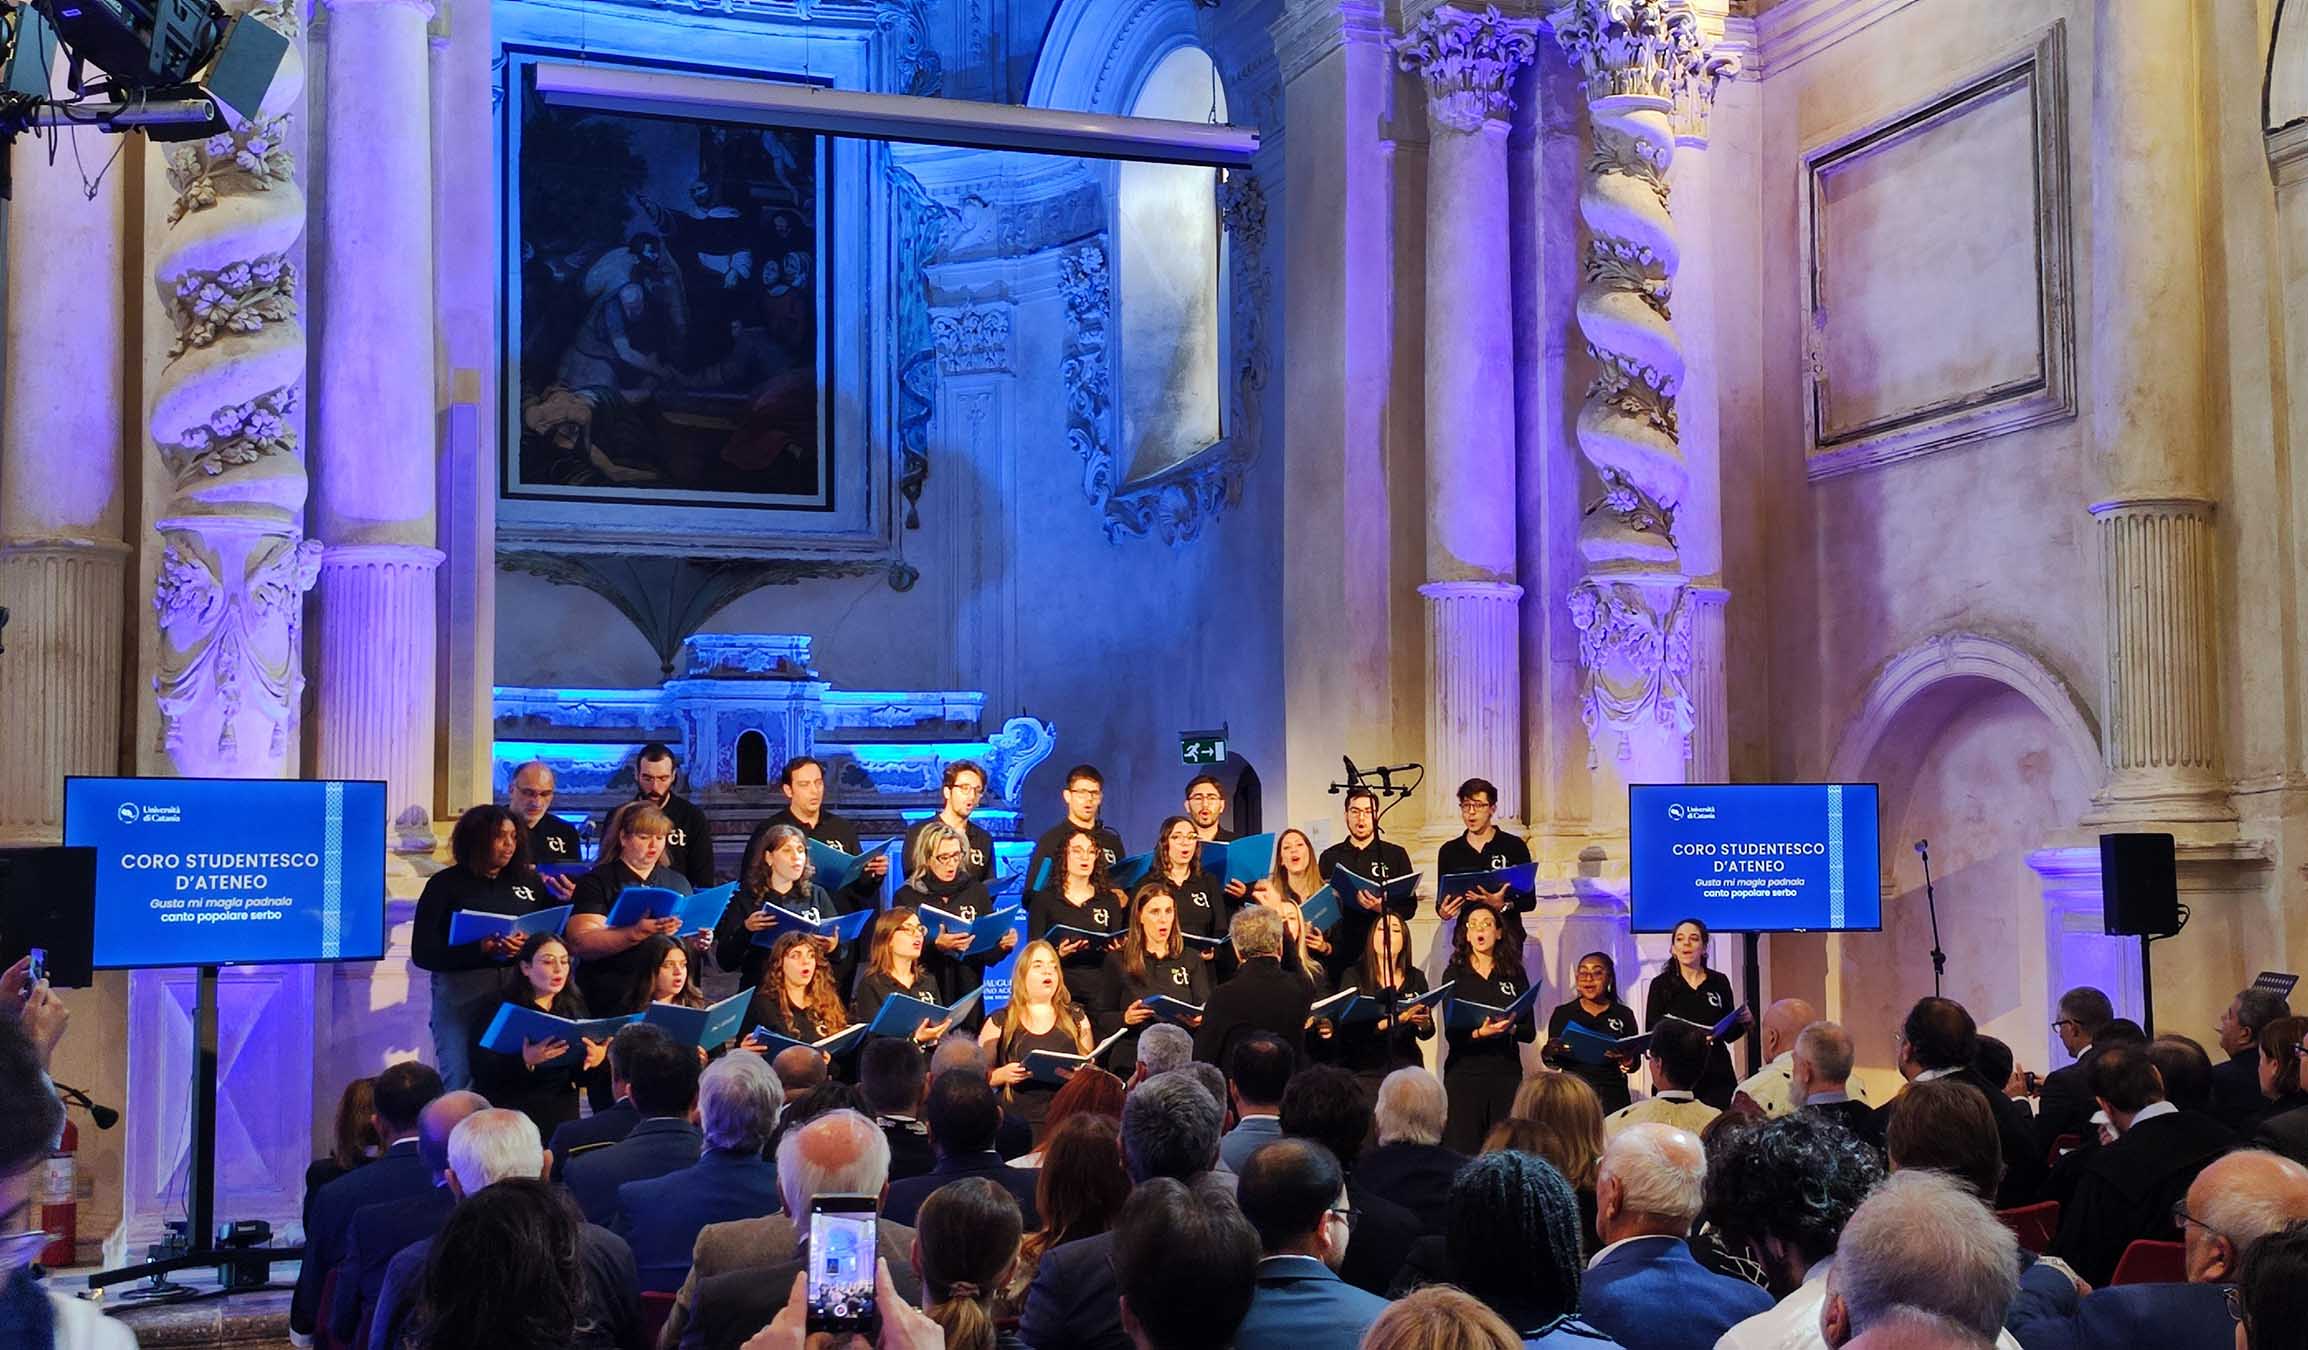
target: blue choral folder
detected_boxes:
[478,1005,638,1064]
[917,903,1022,959]
[747,901,876,947]
[447,905,572,946]
[1437,862,1538,901]
[1330,867,1423,912]
[641,989,754,1049]
[867,988,983,1039]
[1223,834,1276,889]
[604,884,731,935]
[747,1023,867,1059]
[1444,982,1541,1030]
[1297,886,1342,933]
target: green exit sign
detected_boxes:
[1180,733,1227,765]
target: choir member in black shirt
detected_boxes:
[469,934,609,1139]
[1026,829,1130,1007]
[506,761,583,893]
[1644,917,1750,1109]
[742,755,887,914]
[597,742,718,888]
[1541,950,1640,1115]
[891,819,1016,1008]
[849,909,955,1046]
[1262,828,1340,973]
[981,940,1095,1138]
[715,822,842,994]
[566,802,691,1020]
[1148,814,1226,954]
[1184,773,1236,843]
[620,935,705,1016]
[1097,883,1213,1077]
[1314,789,1413,984]
[739,932,852,1052]
[1326,910,1436,1096]
[901,760,998,888]
[1434,777,1535,922]
[1024,763,1125,890]
[413,805,559,1092]
[1440,906,1537,1153]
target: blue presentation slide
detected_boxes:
[1629,783,1881,934]
[64,777,387,968]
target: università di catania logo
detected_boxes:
[1666,803,1718,822]
[116,801,184,825]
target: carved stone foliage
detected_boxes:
[891,163,951,533]
[1060,240,1119,511]
[1567,578,1693,763]
[875,0,945,96]
[1220,170,1272,452]
[152,527,324,766]
[932,305,1013,374]
[1394,4,1540,132]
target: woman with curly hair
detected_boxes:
[740,932,850,1053]
[1437,1151,1614,1346]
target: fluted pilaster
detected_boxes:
[314,545,445,847]
[2089,499,2225,817]
[0,544,130,841]
[1684,584,1728,783]
[1421,581,1527,820]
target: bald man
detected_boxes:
[1731,998,1872,1117]
[2009,1149,2308,1350]
[330,1090,490,1345]
[507,760,584,882]
[1583,1123,1773,1350]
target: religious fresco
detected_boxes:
[503,55,833,510]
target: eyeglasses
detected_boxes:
[2171,1200,2224,1239]
[0,1229,52,1274]
[1326,1206,1361,1231]
[2051,1018,2080,1034]
[932,849,964,863]
[896,921,926,935]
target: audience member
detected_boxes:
[676,1108,917,1350]
[0,1013,133,1350]
[1220,1033,1293,1172]
[1708,1111,1885,1349]
[1428,1150,1620,1345]
[1281,1064,1420,1296]
[2010,1149,2308,1350]
[1133,1023,1194,1084]
[612,1052,783,1293]
[859,1034,935,1182]
[1003,1113,1129,1317]
[330,1089,487,1346]
[2146,1033,2217,1114]
[1581,1123,1771,1350]
[405,1176,642,1350]
[2214,987,2294,1129]
[1013,1065,1124,1168]
[1792,1021,1876,1141]
[1194,905,1313,1067]
[914,1178,1026,1350]
[1605,1019,1720,1137]
[1172,1060,1231,1123]
[2050,1039,2235,1287]
[1360,1285,1524,1350]
[1021,1073,1226,1350]
[1876,998,2041,1207]
[2235,1218,2308,1350]
[1819,1171,2020,1349]
[1971,1038,2015,1111]
[768,1044,828,1104]
[291,1059,445,1340]
[884,1067,1041,1226]
[2252,1016,2308,1157]
[304,1076,380,1235]
[1512,1070,1608,1251]
[1360,1066,1466,1235]
[1234,1138,1391,1350]
[929,1034,1035,1159]
[1110,1176,1261,1350]
[560,1023,705,1226]
[1729,998,1824,1117]
[1842,1308,2000,1350]
[547,1022,665,1164]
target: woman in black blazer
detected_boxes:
[1643,917,1750,1109]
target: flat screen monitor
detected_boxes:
[63,777,387,968]
[1629,783,1882,934]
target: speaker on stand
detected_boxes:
[2100,832,2179,1036]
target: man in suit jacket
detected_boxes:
[1022,1073,1225,1350]
[1358,1067,1464,1235]
[549,1022,682,1173]
[1232,1139,1389,1350]
[1278,1064,1418,1298]
[328,1090,487,1345]
[2213,986,2292,1129]
[857,1036,936,1183]
[561,1026,704,1226]
[2032,986,2114,1155]
[613,1054,784,1293]
[290,1060,444,1340]
[1874,997,2045,1208]
[883,1069,1040,1227]
[1787,1021,1879,1145]
[1218,1034,1291,1175]
[2011,1149,2308,1350]
[1194,907,1311,1067]
[2051,1042,2236,1287]
[1579,1123,1772,1350]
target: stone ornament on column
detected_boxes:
[1394,3,1540,133]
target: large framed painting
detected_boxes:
[501,48,840,516]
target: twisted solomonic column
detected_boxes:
[1552,0,1732,769]
[148,0,319,775]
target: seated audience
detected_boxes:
[858,1035,935,1182]
[330,1090,488,1346]
[1013,1064,1124,1168]
[915,1178,1027,1350]
[1819,1170,2020,1349]
[1359,1066,1466,1235]
[1112,1176,1262,1350]
[2235,1218,2308,1350]
[1280,1064,1421,1296]
[2049,1040,2235,1287]
[403,1176,642,1350]
[560,1023,705,1226]
[2146,1033,2218,1114]
[1581,1122,1771,1350]
[1728,998,1823,1117]
[304,1076,380,1236]
[676,1109,918,1350]
[0,1013,134,1350]
[2009,1149,2308,1350]
[1875,998,2042,1208]
[1132,1023,1194,1086]
[612,1053,783,1293]
[1219,1033,1293,1173]
[2022,987,2114,1155]
[1002,1113,1129,1318]
[1194,905,1313,1068]
[1513,1070,1609,1252]
[1424,1150,1623,1345]
[1793,1021,1877,1141]
[2252,1016,2308,1158]
[930,1034,1036,1159]
[1707,1112,1886,1349]
[1021,1072,1226,1350]
[1361,1285,1526,1350]
[884,1067,1041,1227]
[291,1059,445,1341]
[1233,1138,1390,1350]
[2213,986,2293,1130]
[1605,1019,1720,1137]
[547,1023,660,1165]
[769,1043,828,1105]
[1173,1059,1230,1119]
[372,1109,638,1350]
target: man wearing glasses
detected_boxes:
[2030,986,2115,1155]
[1231,1138,1388,1350]
[2048,1040,2238,1288]
[902,761,998,887]
[1025,763,1125,891]
[1184,774,1236,843]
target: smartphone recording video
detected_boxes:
[806,1194,879,1336]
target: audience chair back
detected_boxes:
[2109,1238,2184,1285]
[1996,1201,2059,1255]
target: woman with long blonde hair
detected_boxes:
[1507,1069,1607,1253]
[980,939,1094,1138]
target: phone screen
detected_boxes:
[807,1199,879,1335]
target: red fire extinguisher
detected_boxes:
[39,1118,75,1268]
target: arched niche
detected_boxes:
[735,729,771,787]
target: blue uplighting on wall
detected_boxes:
[841,742,1001,762]
[492,740,637,766]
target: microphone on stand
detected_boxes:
[1915,839,1946,998]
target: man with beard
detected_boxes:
[600,742,716,888]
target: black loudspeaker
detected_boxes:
[2100,832,2179,937]
[0,847,97,987]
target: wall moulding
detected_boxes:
[1798,22,2075,481]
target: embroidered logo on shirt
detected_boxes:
[959,906,977,921]
[1190,892,1210,908]
[669,828,689,847]
[969,848,985,866]
[1497,979,1515,997]
[1092,908,1111,926]
[512,886,536,903]
[545,836,570,855]
[1170,967,1189,987]
[1708,992,1723,1007]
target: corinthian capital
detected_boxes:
[1394,5,1541,133]
[1553,0,1731,110]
